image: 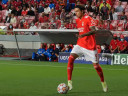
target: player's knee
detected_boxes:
[93,63,99,69]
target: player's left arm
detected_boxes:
[78,26,98,38]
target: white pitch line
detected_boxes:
[0,63,128,71]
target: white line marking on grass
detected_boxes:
[0,63,128,71]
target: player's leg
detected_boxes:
[67,45,82,90]
[67,53,78,90]
[82,48,108,92]
[93,63,108,92]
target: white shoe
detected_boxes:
[101,81,108,92]
[68,80,73,90]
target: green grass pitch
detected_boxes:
[0,60,128,96]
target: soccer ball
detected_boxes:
[57,83,69,94]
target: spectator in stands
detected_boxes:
[29,22,38,35]
[11,5,17,16]
[60,9,66,21]
[118,35,128,53]
[109,8,118,20]
[91,1,96,13]
[7,24,13,35]
[65,20,74,29]
[49,24,56,29]
[38,3,44,13]
[27,7,35,16]
[17,6,22,16]
[100,2,109,20]
[32,43,46,61]
[49,17,56,27]
[49,8,56,21]
[59,23,66,29]
[5,13,11,23]
[97,19,104,29]
[99,0,111,10]
[44,4,51,16]
[10,13,17,24]
[120,12,127,21]
[115,1,124,12]
[109,34,119,53]
[86,2,93,12]
[76,1,81,5]
[20,18,29,29]
[5,7,11,16]
[39,12,48,23]
[101,43,110,53]
[54,15,61,28]
[92,13,99,26]
[21,6,28,16]
[95,1,100,15]
[22,0,29,8]
[7,0,12,9]
[49,0,55,9]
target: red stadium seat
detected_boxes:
[121,2,127,6]
[0,23,5,26]
[110,20,119,31]
[117,20,125,31]
[5,23,10,27]
[121,4,126,9]
[2,10,6,16]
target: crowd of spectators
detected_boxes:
[0,0,128,35]
[32,43,73,61]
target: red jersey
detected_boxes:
[76,15,96,50]
[39,16,48,23]
[110,39,119,50]
[118,40,128,51]
[22,10,28,16]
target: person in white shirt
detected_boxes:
[10,14,17,23]
[29,22,38,35]
[5,7,12,16]
[44,4,51,16]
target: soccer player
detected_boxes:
[67,5,108,92]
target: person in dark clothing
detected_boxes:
[21,0,29,8]
[5,13,11,23]
[100,2,109,20]
[38,4,44,13]
[0,4,2,10]
[17,6,22,16]
[27,7,35,16]
[120,12,127,20]
[11,6,17,16]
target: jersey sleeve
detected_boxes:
[87,16,96,27]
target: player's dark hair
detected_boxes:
[75,5,85,11]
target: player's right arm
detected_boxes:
[77,26,97,38]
